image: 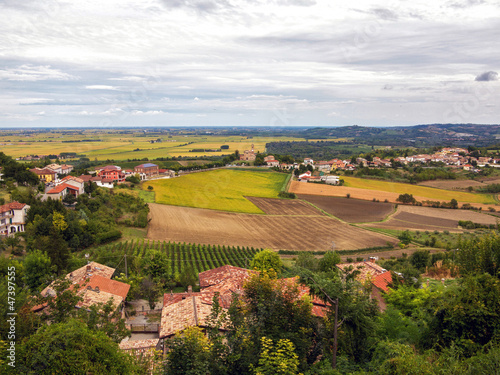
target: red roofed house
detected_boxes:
[97,165,126,184]
[46,183,79,200]
[337,259,392,311]
[38,262,130,318]
[159,265,327,349]
[0,201,30,237]
[58,176,85,195]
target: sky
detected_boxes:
[1,0,499,128]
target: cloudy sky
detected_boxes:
[1,0,499,128]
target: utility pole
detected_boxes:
[307,277,339,370]
[332,297,338,370]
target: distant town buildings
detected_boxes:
[240,144,256,161]
[134,163,159,178]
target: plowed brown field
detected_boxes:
[297,194,394,223]
[360,205,499,231]
[147,203,397,251]
[246,197,325,216]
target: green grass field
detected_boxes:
[145,169,288,213]
[343,176,496,204]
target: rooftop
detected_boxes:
[0,201,27,214]
[336,261,386,284]
[198,265,257,288]
[136,163,158,168]
[119,339,160,351]
[159,296,214,338]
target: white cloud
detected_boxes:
[0,65,78,81]
[0,0,499,126]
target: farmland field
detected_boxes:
[0,129,304,160]
[246,197,325,216]
[76,239,261,276]
[147,203,398,251]
[145,169,288,214]
[360,205,499,232]
[418,179,487,190]
[297,195,394,223]
[341,176,496,204]
[289,180,497,207]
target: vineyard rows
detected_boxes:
[78,240,261,275]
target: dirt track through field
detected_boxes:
[147,203,397,251]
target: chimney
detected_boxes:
[188,285,193,294]
[86,265,91,273]
[95,286,100,293]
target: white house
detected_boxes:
[0,202,30,236]
[58,176,85,196]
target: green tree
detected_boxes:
[398,230,412,245]
[254,337,300,375]
[16,318,138,375]
[318,251,341,272]
[141,250,172,285]
[295,252,318,271]
[23,250,53,291]
[250,249,283,275]
[409,250,430,272]
[140,276,162,310]
[396,193,416,205]
[164,326,211,375]
[4,235,23,255]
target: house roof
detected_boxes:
[135,163,158,168]
[79,175,93,182]
[78,274,130,300]
[47,183,76,194]
[30,167,56,175]
[119,339,160,351]
[372,271,393,292]
[76,287,122,312]
[0,201,27,214]
[336,261,386,284]
[159,295,215,338]
[198,265,256,288]
[61,176,84,184]
[101,165,122,171]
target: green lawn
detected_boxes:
[145,169,288,213]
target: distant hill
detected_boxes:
[300,124,500,147]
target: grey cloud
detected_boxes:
[276,0,316,6]
[383,84,393,90]
[160,0,232,13]
[371,8,398,20]
[475,71,498,81]
[448,0,485,9]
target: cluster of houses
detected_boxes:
[30,257,394,365]
[30,163,74,182]
[239,146,497,175]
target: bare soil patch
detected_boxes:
[147,203,397,251]
[246,197,324,216]
[365,212,460,231]
[418,179,486,190]
[398,205,499,224]
[298,194,394,223]
[360,205,499,232]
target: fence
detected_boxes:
[129,324,160,333]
